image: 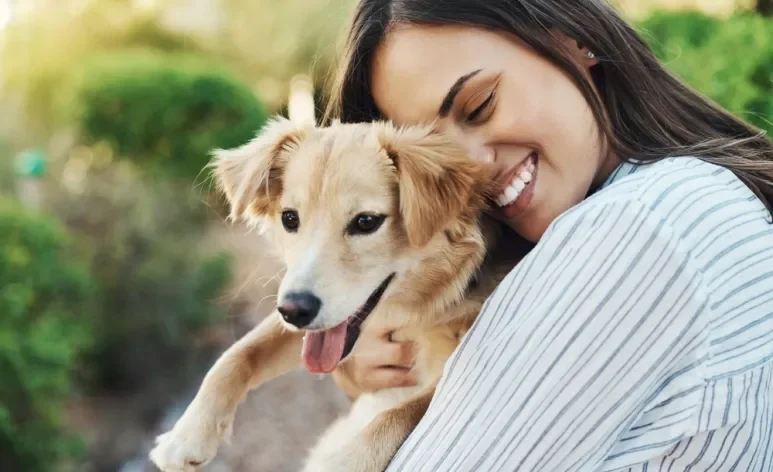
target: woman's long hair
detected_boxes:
[325,0,773,215]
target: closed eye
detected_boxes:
[466,90,495,123]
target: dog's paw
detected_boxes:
[148,412,233,472]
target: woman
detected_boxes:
[326,1,773,471]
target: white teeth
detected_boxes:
[504,186,518,201]
[496,155,537,207]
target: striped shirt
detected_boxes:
[385,157,773,471]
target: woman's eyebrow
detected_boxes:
[438,69,483,117]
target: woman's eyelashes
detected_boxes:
[465,88,496,124]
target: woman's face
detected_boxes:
[371,25,618,242]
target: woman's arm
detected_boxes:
[385,199,710,472]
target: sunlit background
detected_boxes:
[0,1,770,471]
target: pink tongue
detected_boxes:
[302,321,348,374]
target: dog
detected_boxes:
[149,117,527,472]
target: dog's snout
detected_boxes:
[277,291,322,328]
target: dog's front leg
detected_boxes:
[150,311,302,472]
[304,384,436,472]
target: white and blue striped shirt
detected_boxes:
[385,157,773,471]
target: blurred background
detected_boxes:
[0,0,770,471]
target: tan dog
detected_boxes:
[149,118,526,472]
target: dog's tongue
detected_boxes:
[302,321,348,374]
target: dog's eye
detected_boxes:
[348,213,386,236]
[281,210,300,233]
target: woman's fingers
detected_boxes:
[357,329,414,364]
[386,337,416,368]
[368,366,418,391]
[331,325,419,398]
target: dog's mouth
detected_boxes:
[301,273,395,374]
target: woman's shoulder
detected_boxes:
[580,157,770,237]
[603,159,773,382]
[544,157,773,380]
[555,155,773,304]
[598,156,762,210]
[551,156,773,276]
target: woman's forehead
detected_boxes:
[371,25,504,124]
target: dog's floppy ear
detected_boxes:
[377,123,489,247]
[210,116,307,221]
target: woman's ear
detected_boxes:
[210,116,308,221]
[376,123,490,247]
[554,31,600,69]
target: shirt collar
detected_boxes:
[599,160,641,191]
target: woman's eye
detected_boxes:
[281,210,300,233]
[347,213,386,236]
[465,90,496,124]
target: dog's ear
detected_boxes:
[210,117,307,221]
[377,123,490,247]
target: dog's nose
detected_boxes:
[277,292,322,328]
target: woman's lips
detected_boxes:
[493,152,537,210]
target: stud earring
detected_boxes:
[587,51,596,59]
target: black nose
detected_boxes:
[277,291,322,328]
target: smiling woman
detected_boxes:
[369,25,613,242]
[325,1,773,471]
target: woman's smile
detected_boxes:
[492,151,537,218]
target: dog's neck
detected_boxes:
[386,211,499,322]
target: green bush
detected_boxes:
[637,10,721,57]
[638,11,773,135]
[0,2,208,137]
[48,161,232,392]
[0,199,94,471]
[0,140,13,194]
[72,50,268,181]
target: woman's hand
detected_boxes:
[333,325,417,400]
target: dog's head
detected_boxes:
[212,117,488,373]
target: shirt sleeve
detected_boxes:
[384,198,711,472]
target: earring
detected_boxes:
[576,41,596,59]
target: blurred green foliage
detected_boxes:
[638,11,773,134]
[71,50,268,181]
[218,0,356,108]
[638,10,722,51]
[0,2,205,138]
[0,140,13,194]
[48,160,233,392]
[0,0,352,139]
[0,199,94,471]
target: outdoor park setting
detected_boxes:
[0,0,771,471]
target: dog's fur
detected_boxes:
[149,118,526,472]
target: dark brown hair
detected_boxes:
[325,0,773,216]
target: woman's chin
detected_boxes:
[503,211,547,244]
[485,197,544,243]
